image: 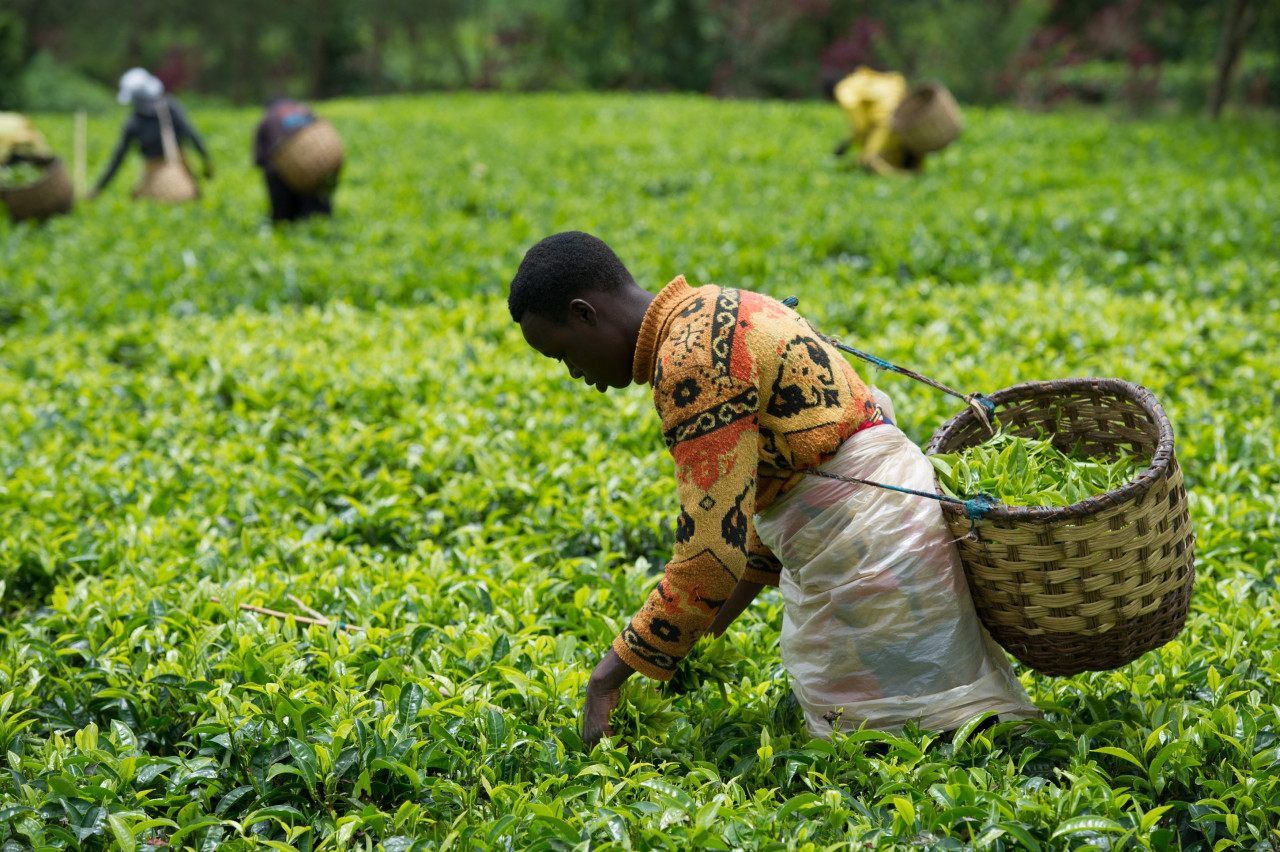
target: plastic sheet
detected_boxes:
[755,389,1040,739]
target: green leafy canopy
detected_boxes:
[0,93,1277,850]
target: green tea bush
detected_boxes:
[0,93,1278,849]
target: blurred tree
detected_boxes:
[1209,0,1260,117]
[2,0,1276,109]
[708,0,820,97]
[556,0,719,92]
[0,12,26,109]
[175,0,272,103]
[873,0,1050,103]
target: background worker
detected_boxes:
[827,66,924,175]
[90,67,213,200]
[254,96,336,223]
[0,112,52,165]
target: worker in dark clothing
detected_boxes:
[254,97,336,223]
[90,68,213,200]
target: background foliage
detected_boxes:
[1,0,1278,111]
[2,94,1279,848]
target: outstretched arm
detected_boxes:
[610,369,761,682]
[172,100,210,159]
[92,121,134,195]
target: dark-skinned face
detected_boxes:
[520,298,634,394]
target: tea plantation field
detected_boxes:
[1,93,1278,850]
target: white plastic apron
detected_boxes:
[754,389,1040,739]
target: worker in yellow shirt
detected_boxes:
[0,112,53,164]
[828,67,924,175]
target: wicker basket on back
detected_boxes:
[924,378,1195,677]
[1,156,74,222]
[272,119,343,195]
[892,81,963,154]
[134,158,198,203]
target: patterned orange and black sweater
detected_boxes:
[614,276,884,680]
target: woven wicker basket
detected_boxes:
[924,378,1195,677]
[1,157,74,222]
[133,158,198,204]
[272,120,343,195]
[892,81,963,154]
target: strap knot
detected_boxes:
[965,392,997,435]
[961,492,1001,539]
[963,492,1001,522]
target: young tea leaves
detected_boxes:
[930,430,1145,507]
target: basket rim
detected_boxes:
[924,376,1177,522]
[0,156,66,198]
[891,81,953,129]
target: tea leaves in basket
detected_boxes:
[0,160,46,188]
[929,430,1146,507]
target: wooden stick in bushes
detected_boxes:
[210,597,365,633]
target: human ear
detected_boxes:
[567,298,598,326]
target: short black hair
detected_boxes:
[507,231,634,323]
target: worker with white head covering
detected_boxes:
[91,67,214,199]
[117,67,165,104]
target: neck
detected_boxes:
[618,282,656,360]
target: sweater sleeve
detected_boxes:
[612,365,763,681]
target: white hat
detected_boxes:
[117,68,164,105]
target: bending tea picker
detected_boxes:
[90,68,213,202]
[509,231,1040,746]
[254,97,342,223]
[824,68,962,175]
[0,113,74,223]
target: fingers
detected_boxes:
[582,648,635,748]
[582,684,621,748]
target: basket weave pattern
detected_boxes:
[891,81,963,154]
[1,157,74,222]
[272,120,343,195]
[925,378,1195,676]
[134,159,198,204]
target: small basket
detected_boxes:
[924,378,1195,677]
[892,81,963,154]
[133,158,198,204]
[1,157,74,223]
[272,119,343,195]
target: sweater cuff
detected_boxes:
[741,565,782,587]
[743,549,783,587]
[611,635,674,682]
